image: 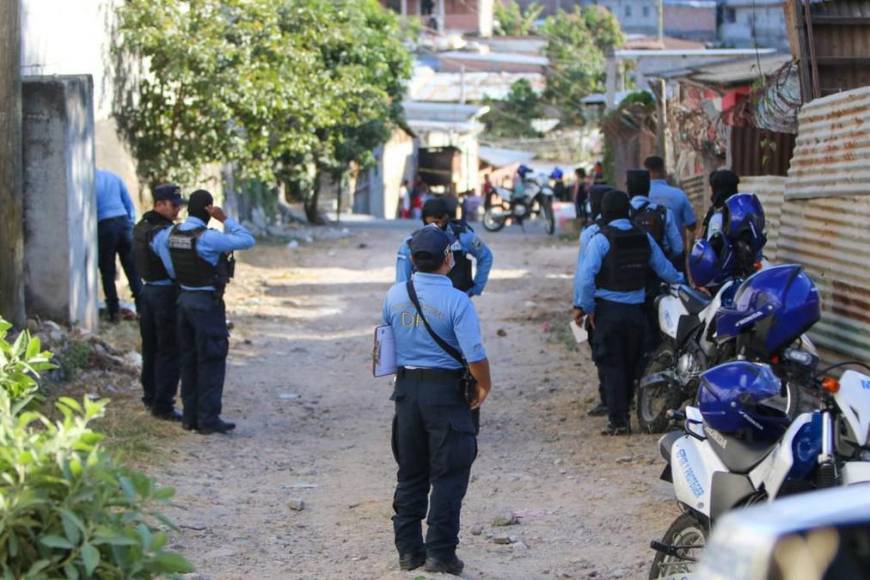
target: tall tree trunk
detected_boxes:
[304,167,323,225]
[0,0,25,325]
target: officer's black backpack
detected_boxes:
[630,201,667,247]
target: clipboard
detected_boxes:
[373,324,397,377]
[569,320,589,344]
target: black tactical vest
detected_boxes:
[595,225,652,292]
[133,212,173,282]
[447,221,474,292]
[167,226,234,290]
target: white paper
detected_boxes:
[373,325,397,377]
[569,320,589,344]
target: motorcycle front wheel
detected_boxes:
[482,208,507,232]
[637,342,685,434]
[648,512,708,579]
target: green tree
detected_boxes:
[539,6,624,126]
[494,0,543,36]
[114,0,410,223]
[482,78,541,139]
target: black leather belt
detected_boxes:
[397,367,464,380]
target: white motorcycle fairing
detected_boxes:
[657,292,687,341]
[835,370,870,448]
[751,412,815,497]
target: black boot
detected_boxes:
[424,554,464,575]
[399,552,426,571]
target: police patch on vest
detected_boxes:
[169,235,194,250]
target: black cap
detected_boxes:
[602,190,630,221]
[626,170,650,197]
[153,183,185,205]
[422,197,450,220]
[409,224,450,260]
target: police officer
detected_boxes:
[383,225,492,574]
[573,191,683,435]
[396,198,493,297]
[703,169,740,240]
[156,190,255,434]
[133,184,184,420]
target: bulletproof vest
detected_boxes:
[167,226,234,290]
[595,225,652,292]
[133,212,174,282]
[447,220,474,292]
[630,201,667,247]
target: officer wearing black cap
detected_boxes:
[133,184,184,420]
[573,191,683,435]
[155,190,255,434]
[397,197,493,297]
[382,225,493,575]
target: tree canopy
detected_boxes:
[481,78,542,139]
[493,0,543,37]
[114,0,411,220]
[539,6,623,126]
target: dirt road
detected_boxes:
[154,223,677,579]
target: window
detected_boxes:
[643,6,650,18]
[724,8,737,24]
[625,5,632,18]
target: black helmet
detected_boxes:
[421,197,450,224]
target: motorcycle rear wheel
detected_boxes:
[637,343,685,434]
[482,209,507,232]
[542,199,555,235]
[648,512,708,579]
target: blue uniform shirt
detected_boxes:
[95,170,136,224]
[383,272,487,370]
[396,222,493,297]
[154,216,256,291]
[574,218,684,314]
[631,195,683,258]
[650,179,697,233]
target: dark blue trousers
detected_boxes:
[176,291,229,429]
[138,284,179,414]
[591,300,648,426]
[97,216,142,315]
[391,369,477,559]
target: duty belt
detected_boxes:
[397,367,464,381]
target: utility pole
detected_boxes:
[0,0,25,326]
[460,65,466,105]
[657,0,664,44]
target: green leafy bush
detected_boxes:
[0,318,193,578]
[0,319,53,402]
[0,394,193,578]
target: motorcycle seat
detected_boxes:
[707,429,777,474]
[678,285,712,315]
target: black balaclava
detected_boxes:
[601,190,630,223]
[187,189,213,223]
[626,170,651,198]
[711,170,739,208]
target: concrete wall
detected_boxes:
[22,75,98,330]
[366,128,417,219]
[720,2,789,50]
[21,0,141,209]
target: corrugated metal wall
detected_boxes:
[780,87,870,362]
[730,126,796,178]
[808,0,870,96]
[742,176,786,262]
[680,173,708,227]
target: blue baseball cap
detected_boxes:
[153,184,185,205]
[409,224,450,260]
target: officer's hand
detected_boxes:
[470,383,489,410]
[207,205,227,223]
[572,307,585,326]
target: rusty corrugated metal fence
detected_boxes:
[742,176,786,262]
[779,86,870,362]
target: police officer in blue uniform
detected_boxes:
[383,225,493,574]
[573,191,683,435]
[133,184,184,420]
[626,170,683,262]
[155,190,255,434]
[397,198,493,297]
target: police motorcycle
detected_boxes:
[482,165,556,235]
[636,194,818,433]
[648,359,870,579]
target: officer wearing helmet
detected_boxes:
[573,191,683,435]
[154,190,255,434]
[397,198,493,297]
[384,225,492,575]
[133,184,185,420]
